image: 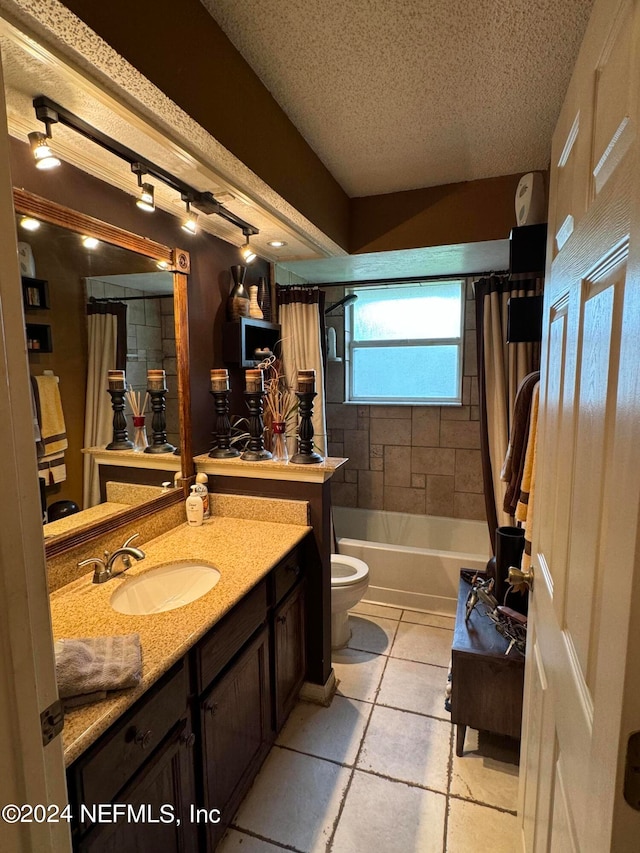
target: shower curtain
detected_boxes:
[475,276,542,543]
[278,286,327,455]
[83,302,127,508]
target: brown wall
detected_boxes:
[349,173,522,254]
[61,0,350,250]
[325,282,484,520]
[10,137,269,466]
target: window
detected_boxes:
[345,280,464,404]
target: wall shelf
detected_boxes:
[223,318,281,367]
[26,323,53,353]
[22,275,50,310]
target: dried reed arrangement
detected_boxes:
[257,354,296,432]
[125,387,149,418]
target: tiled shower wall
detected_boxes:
[325,281,484,520]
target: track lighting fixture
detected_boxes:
[28,101,61,170]
[240,230,257,263]
[181,199,198,235]
[131,162,155,212]
[29,96,260,246]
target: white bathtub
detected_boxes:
[333,507,491,615]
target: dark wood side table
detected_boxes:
[451,572,525,756]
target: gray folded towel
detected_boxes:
[55,634,142,700]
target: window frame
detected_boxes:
[344,279,465,405]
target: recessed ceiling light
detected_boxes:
[20,216,40,231]
[267,240,287,248]
[82,235,99,249]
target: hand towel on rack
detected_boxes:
[515,382,540,571]
[30,380,43,453]
[31,374,68,456]
[37,451,66,485]
[54,634,142,700]
[502,370,540,517]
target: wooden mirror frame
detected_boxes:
[14,188,194,558]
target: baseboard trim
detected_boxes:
[299,669,337,706]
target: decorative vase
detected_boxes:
[494,526,525,607]
[271,421,288,462]
[249,285,263,319]
[258,277,271,322]
[227,265,250,321]
[132,415,148,451]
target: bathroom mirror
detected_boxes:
[14,188,193,556]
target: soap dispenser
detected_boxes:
[185,485,204,527]
[194,472,210,519]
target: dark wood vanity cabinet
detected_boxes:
[77,722,198,853]
[273,580,306,731]
[66,541,308,853]
[199,627,272,850]
[68,660,198,853]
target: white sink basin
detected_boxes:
[110,562,221,615]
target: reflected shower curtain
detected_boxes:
[82,302,126,508]
[475,276,542,543]
[278,286,327,455]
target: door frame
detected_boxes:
[0,49,70,852]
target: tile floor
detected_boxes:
[218,601,520,853]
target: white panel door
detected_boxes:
[518,0,640,850]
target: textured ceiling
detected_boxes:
[202,0,594,197]
[0,13,344,262]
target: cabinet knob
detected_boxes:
[204,701,218,716]
[134,729,152,750]
[277,615,287,624]
[180,732,196,749]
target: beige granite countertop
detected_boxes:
[43,502,130,539]
[50,513,310,766]
[195,453,347,483]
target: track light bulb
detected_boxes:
[136,182,155,212]
[28,131,60,170]
[241,237,256,264]
[20,216,40,232]
[181,200,198,235]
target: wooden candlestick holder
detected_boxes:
[106,388,134,450]
[209,389,240,458]
[144,387,176,454]
[291,390,323,464]
[241,389,272,461]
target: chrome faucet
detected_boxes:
[79,533,146,584]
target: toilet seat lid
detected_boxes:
[331,554,369,587]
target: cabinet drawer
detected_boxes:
[273,547,302,606]
[195,580,267,694]
[72,660,187,817]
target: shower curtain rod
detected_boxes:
[294,270,509,289]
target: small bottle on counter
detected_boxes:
[185,485,204,527]
[194,472,210,519]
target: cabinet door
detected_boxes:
[200,626,271,849]
[274,581,306,731]
[78,723,198,853]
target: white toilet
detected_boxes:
[330,554,370,649]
